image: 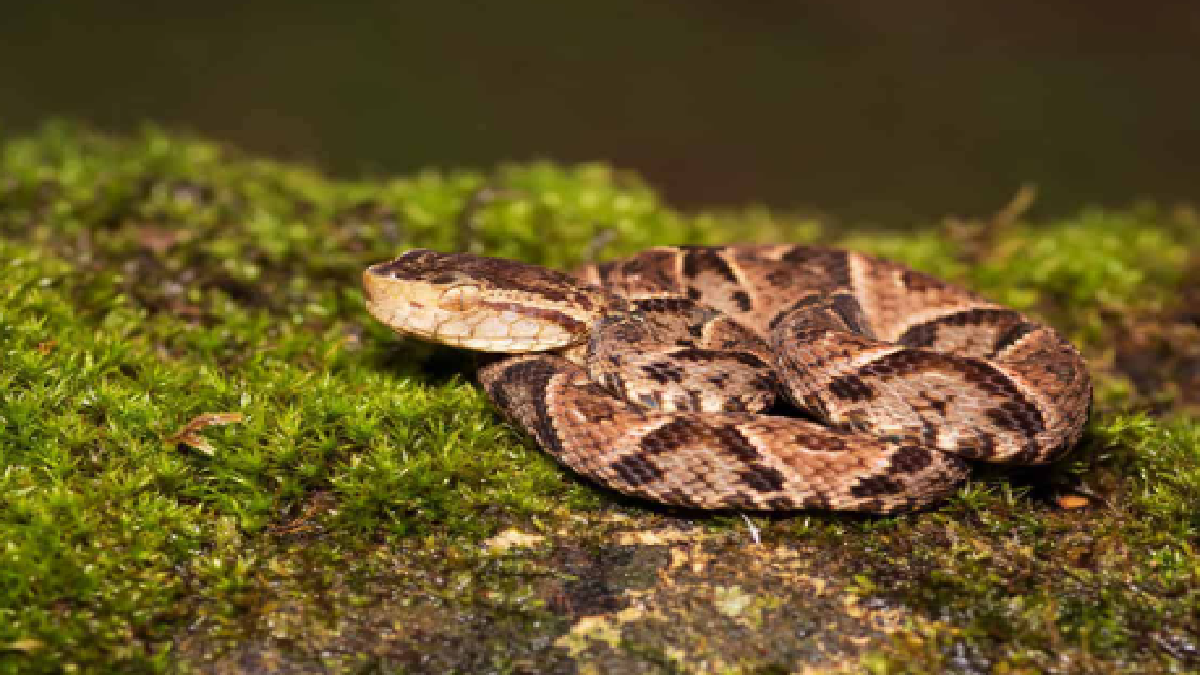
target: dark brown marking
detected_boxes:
[715,426,785,492]
[379,251,608,307]
[572,382,627,424]
[850,474,906,497]
[681,247,739,284]
[827,374,876,402]
[967,432,997,459]
[856,498,886,512]
[828,293,873,337]
[602,321,647,343]
[658,488,694,506]
[714,424,762,462]
[898,322,938,349]
[618,258,644,275]
[918,391,949,415]
[668,348,770,369]
[485,357,566,455]
[897,308,1027,349]
[766,294,824,332]
[1045,359,1080,381]
[779,247,852,290]
[802,494,832,510]
[368,250,440,278]
[889,445,934,474]
[766,496,794,510]
[991,321,1038,356]
[864,349,944,375]
[642,362,685,384]
[719,492,757,508]
[636,393,661,409]
[790,429,848,453]
[639,418,706,455]
[599,372,624,395]
[486,369,513,412]
[900,269,940,293]
[594,260,620,285]
[802,394,829,418]
[428,271,464,285]
[632,297,694,314]
[765,269,793,288]
[858,349,1046,435]
[730,290,753,312]
[608,454,665,487]
[1009,441,1043,464]
[984,401,1044,438]
[478,300,589,334]
[619,251,679,289]
[738,465,787,493]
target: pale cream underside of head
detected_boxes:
[365,297,580,352]
[363,270,586,352]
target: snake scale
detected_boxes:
[363,245,1091,513]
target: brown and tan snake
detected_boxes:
[363,245,1091,513]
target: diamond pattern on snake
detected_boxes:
[363,245,1092,513]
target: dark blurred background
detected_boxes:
[2,1,1198,224]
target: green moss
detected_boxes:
[1,123,1197,673]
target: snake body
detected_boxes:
[363,245,1091,513]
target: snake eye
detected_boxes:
[430,272,465,285]
[437,284,482,311]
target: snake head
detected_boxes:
[363,249,616,352]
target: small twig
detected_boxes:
[164,412,245,455]
[581,228,618,264]
[739,512,761,545]
[944,183,1038,263]
[992,184,1038,229]
[269,494,333,535]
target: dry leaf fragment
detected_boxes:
[613,529,696,546]
[1056,495,1090,510]
[482,528,545,552]
[165,412,245,455]
[136,225,188,255]
[3,637,44,652]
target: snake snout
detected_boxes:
[361,268,381,302]
[362,264,426,328]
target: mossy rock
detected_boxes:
[1,124,1197,674]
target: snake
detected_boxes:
[362,245,1092,513]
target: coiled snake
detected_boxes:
[363,245,1091,513]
